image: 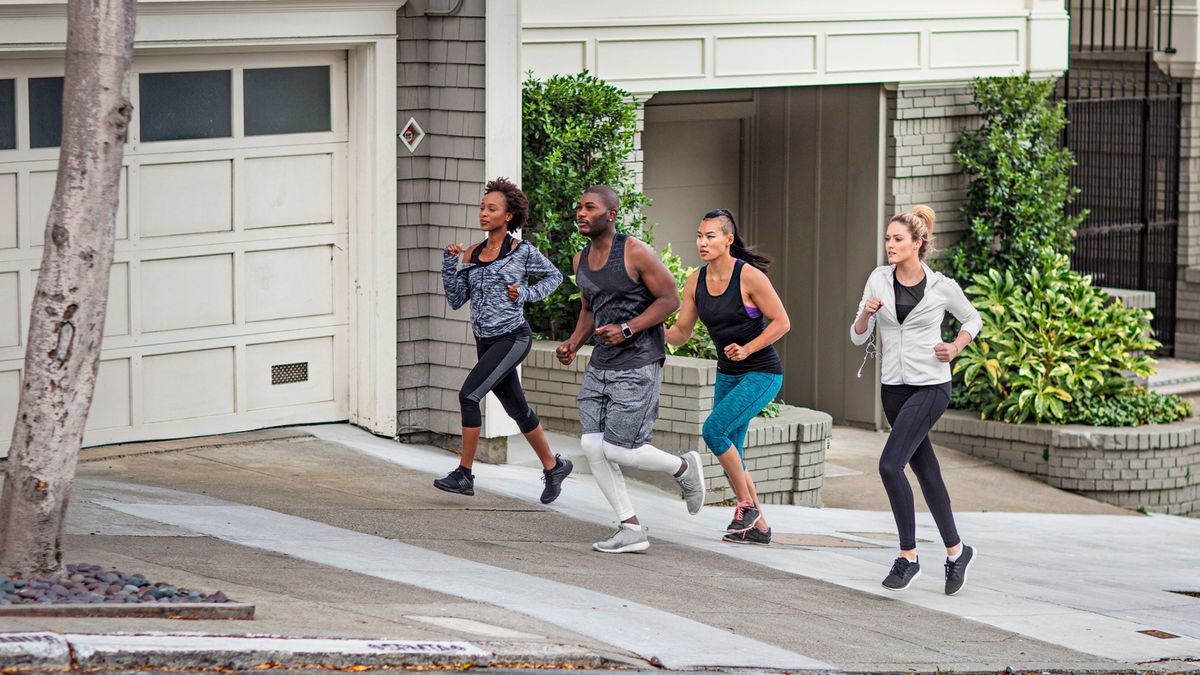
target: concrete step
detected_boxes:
[1148,357,1200,397]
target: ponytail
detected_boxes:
[889,205,936,260]
[702,209,771,273]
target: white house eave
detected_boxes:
[0,0,406,49]
[522,0,1070,93]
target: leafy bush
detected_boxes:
[941,74,1086,281]
[1071,387,1192,427]
[953,255,1190,425]
[522,72,650,339]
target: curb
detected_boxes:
[0,602,254,620]
[0,632,608,671]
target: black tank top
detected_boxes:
[576,233,666,370]
[696,260,782,375]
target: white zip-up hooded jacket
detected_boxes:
[850,262,983,386]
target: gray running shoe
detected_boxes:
[674,450,706,515]
[592,524,650,554]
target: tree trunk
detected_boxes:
[0,0,136,577]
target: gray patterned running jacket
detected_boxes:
[442,236,563,338]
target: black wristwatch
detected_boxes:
[620,322,633,339]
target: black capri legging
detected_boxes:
[459,324,539,433]
[879,381,961,552]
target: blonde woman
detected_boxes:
[850,205,982,595]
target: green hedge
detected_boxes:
[940,74,1086,282]
[521,71,711,358]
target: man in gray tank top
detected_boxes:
[556,185,706,554]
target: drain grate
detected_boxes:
[1138,629,1181,639]
[271,362,309,385]
[1168,590,1200,599]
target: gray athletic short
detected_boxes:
[577,361,662,448]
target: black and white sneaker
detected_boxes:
[944,545,976,596]
[540,454,573,504]
[882,557,921,591]
[433,466,474,496]
[722,527,772,545]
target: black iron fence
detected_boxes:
[1068,0,1176,53]
[1058,60,1182,354]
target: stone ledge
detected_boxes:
[932,410,1200,516]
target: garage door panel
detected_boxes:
[0,173,15,249]
[245,245,334,322]
[143,346,235,423]
[140,160,231,237]
[246,336,334,411]
[0,271,18,348]
[245,153,333,229]
[105,262,129,337]
[0,368,18,457]
[141,253,233,332]
[29,168,128,245]
[86,358,131,431]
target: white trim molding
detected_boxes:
[521,0,1068,91]
[482,0,523,440]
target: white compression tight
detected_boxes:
[581,433,684,521]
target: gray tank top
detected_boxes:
[576,233,666,370]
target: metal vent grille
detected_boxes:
[272,362,309,385]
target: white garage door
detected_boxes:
[0,51,350,455]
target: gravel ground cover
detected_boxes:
[1,563,233,605]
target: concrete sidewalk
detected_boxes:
[0,424,1196,673]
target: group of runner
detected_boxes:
[435,179,979,596]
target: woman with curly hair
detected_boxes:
[436,178,572,503]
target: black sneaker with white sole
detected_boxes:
[944,545,976,596]
[722,527,772,545]
[882,556,921,591]
[540,454,573,504]
[433,466,474,496]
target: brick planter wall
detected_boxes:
[932,410,1200,516]
[523,342,830,506]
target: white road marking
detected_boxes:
[403,616,544,640]
[98,494,832,671]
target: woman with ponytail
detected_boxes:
[666,209,789,544]
[850,205,982,595]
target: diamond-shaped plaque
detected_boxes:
[400,117,425,153]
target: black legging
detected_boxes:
[459,325,539,433]
[879,382,960,552]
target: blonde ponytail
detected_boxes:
[890,205,936,260]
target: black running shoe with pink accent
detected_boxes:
[726,501,761,533]
[723,527,772,545]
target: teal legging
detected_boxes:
[702,371,783,457]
